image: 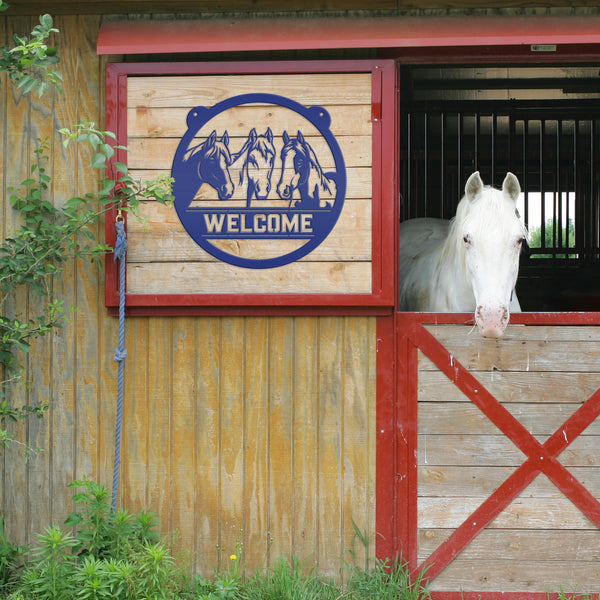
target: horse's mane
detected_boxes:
[234,132,275,185]
[184,136,232,165]
[304,140,333,194]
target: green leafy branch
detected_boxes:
[0,124,173,453]
[0,12,62,97]
[0,8,172,457]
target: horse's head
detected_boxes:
[246,127,275,199]
[197,130,234,200]
[459,171,529,339]
[277,130,308,201]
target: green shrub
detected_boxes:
[65,477,159,561]
[19,526,76,600]
[0,516,25,594]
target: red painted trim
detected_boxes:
[104,59,396,312]
[376,315,398,561]
[104,63,129,308]
[432,593,600,600]
[97,15,600,55]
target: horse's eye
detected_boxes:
[517,237,526,246]
[463,235,472,246]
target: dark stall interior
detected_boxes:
[400,64,600,311]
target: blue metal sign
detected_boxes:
[171,93,346,269]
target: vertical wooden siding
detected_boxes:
[0,13,377,578]
[119,315,376,575]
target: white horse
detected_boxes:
[399,171,529,339]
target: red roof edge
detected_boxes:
[97,14,600,55]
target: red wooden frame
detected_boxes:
[104,60,397,315]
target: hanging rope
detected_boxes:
[112,216,127,509]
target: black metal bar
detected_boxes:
[424,112,428,218]
[458,112,463,199]
[523,119,529,228]
[440,112,445,218]
[540,120,546,252]
[491,112,497,184]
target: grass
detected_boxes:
[0,479,432,600]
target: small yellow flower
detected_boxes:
[230,554,237,561]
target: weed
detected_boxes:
[0,516,25,593]
[65,477,159,561]
[19,526,76,600]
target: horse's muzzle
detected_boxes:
[475,305,509,339]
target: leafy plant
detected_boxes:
[19,525,77,600]
[0,12,62,97]
[0,7,173,457]
[0,515,25,593]
[65,477,160,561]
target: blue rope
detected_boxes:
[112,218,127,509]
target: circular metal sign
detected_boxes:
[171,93,346,269]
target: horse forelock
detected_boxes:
[254,136,275,159]
[457,186,527,241]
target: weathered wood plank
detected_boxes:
[127,135,372,170]
[146,318,173,528]
[418,528,600,561]
[121,318,150,509]
[218,317,246,569]
[419,466,600,498]
[418,496,596,529]
[68,14,106,523]
[317,317,344,578]
[342,316,377,577]
[291,317,319,569]
[418,340,600,372]
[429,558,600,593]
[419,371,600,404]
[3,14,36,544]
[418,434,526,467]
[194,318,222,574]
[128,105,373,138]
[267,317,295,561]
[418,433,600,467]
[418,402,600,437]
[242,317,270,568]
[127,74,373,108]
[126,260,372,295]
[171,317,199,555]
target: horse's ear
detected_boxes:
[249,128,257,141]
[297,130,305,143]
[221,131,229,146]
[265,127,273,143]
[206,130,217,146]
[465,171,484,202]
[282,130,290,144]
[502,172,521,202]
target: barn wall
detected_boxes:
[5,1,600,589]
[0,11,378,578]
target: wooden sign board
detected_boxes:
[105,61,397,314]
